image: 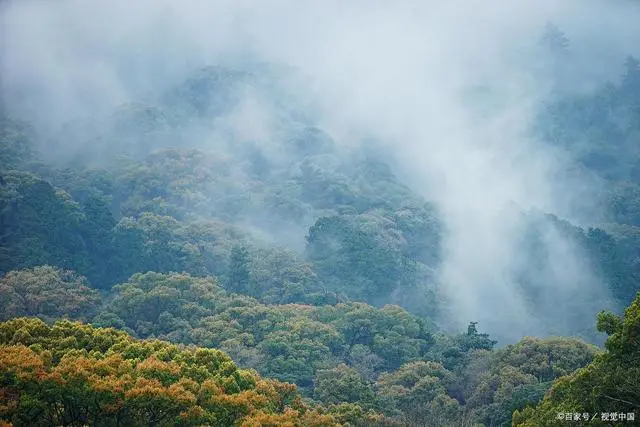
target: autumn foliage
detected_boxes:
[0,318,391,426]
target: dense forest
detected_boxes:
[1,1,640,426]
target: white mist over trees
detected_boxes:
[2,1,640,426]
[2,0,640,344]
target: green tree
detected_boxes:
[227,245,250,295]
[313,364,376,408]
[376,361,461,426]
[513,293,640,426]
[0,172,90,276]
[0,266,101,322]
[0,117,36,171]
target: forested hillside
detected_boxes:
[1,0,640,426]
[0,317,394,426]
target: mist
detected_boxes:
[2,0,640,343]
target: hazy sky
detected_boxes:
[2,0,639,341]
